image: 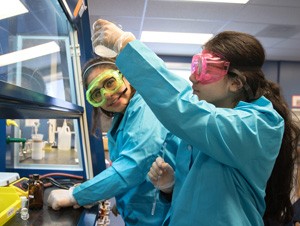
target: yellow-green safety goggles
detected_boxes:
[86,70,124,107]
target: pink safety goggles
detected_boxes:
[191,51,230,84]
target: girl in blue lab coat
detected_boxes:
[91,20,300,226]
[47,57,179,226]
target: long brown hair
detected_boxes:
[204,31,300,224]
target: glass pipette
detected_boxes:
[151,142,167,215]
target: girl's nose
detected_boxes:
[189,73,197,84]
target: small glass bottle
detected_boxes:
[19,196,29,220]
[28,174,44,210]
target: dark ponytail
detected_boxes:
[262,80,300,224]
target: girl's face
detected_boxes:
[87,67,133,113]
[189,72,238,108]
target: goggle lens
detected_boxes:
[191,52,230,84]
[86,70,124,107]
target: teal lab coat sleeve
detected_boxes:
[116,40,284,170]
[73,164,128,205]
[73,93,174,207]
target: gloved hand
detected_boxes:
[148,157,175,194]
[91,19,136,55]
[47,187,77,210]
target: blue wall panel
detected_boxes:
[279,62,300,108]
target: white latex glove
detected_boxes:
[91,19,135,55]
[148,157,175,194]
[47,187,77,210]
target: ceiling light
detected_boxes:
[0,41,60,67]
[141,31,213,44]
[157,0,249,3]
[0,0,28,20]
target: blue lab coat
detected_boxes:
[73,93,179,226]
[115,40,285,226]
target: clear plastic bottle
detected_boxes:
[58,119,71,151]
[28,174,44,210]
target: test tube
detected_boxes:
[151,142,167,215]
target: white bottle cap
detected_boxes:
[20,196,28,208]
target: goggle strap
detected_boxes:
[230,68,254,101]
[82,61,116,80]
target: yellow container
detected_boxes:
[0,187,21,225]
[9,177,29,197]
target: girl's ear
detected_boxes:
[229,77,243,93]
